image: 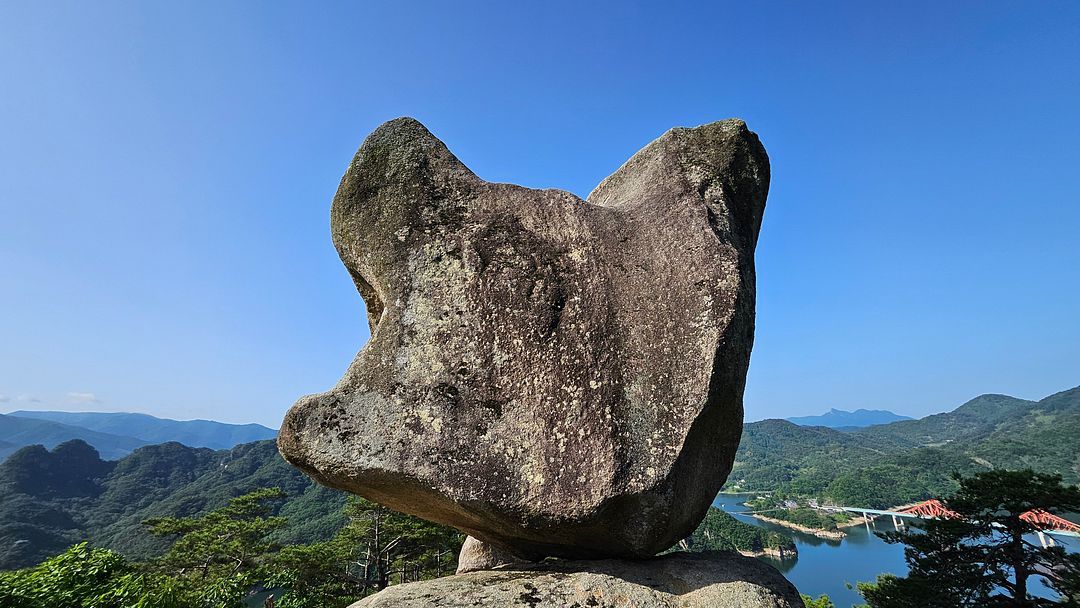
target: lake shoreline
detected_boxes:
[739,545,798,559]
[749,514,847,540]
[837,515,871,529]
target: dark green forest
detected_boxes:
[0,439,348,570]
[0,438,795,572]
[2,386,1077,569]
[678,507,795,556]
[0,488,462,608]
[0,440,796,607]
[1,385,1077,605]
[726,387,1080,511]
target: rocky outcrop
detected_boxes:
[350,551,801,608]
[278,117,769,560]
[456,535,526,574]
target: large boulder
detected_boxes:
[279,117,769,559]
[349,551,802,608]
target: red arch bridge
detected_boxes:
[829,500,1080,548]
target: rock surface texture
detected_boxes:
[456,535,524,574]
[279,117,770,559]
[349,551,802,608]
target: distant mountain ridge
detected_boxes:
[727,385,1080,509]
[0,413,150,460]
[0,438,342,570]
[786,408,912,429]
[0,385,1076,571]
[853,393,1036,446]
[1,411,277,459]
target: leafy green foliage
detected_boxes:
[3,386,1077,570]
[145,487,286,592]
[0,486,465,607]
[0,543,195,608]
[1,385,1077,605]
[90,440,342,558]
[801,594,836,608]
[859,470,1080,608]
[0,487,463,608]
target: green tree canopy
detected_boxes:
[269,496,462,607]
[0,543,193,608]
[859,469,1080,608]
[802,594,836,608]
[144,487,288,607]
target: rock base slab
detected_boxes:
[350,551,801,608]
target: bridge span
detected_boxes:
[826,500,1080,547]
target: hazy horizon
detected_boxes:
[6,382,1078,428]
[2,2,1078,428]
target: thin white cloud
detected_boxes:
[66,392,103,404]
[17,394,42,403]
[0,394,10,403]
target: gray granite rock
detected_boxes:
[279,117,769,559]
[350,551,801,608]
[456,535,526,574]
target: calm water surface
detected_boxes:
[712,493,1080,607]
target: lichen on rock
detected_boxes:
[278,116,769,560]
[349,551,802,608]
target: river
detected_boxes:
[712,493,1080,607]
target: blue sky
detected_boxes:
[1,2,1077,427]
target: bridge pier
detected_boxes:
[1037,531,1055,548]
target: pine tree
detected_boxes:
[144,487,287,607]
[859,470,1080,608]
[268,496,463,608]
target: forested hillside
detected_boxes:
[0,439,345,570]
[679,507,795,557]
[1,385,1076,570]
[726,386,1080,508]
[0,439,796,573]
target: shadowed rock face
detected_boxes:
[279,117,769,559]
